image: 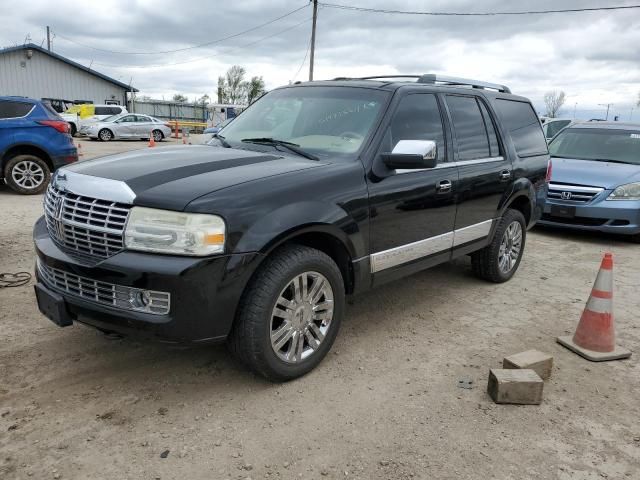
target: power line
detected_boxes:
[319,2,640,16]
[53,4,309,55]
[292,33,312,82]
[81,17,312,69]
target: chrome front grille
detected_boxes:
[37,259,170,315]
[44,185,130,259]
[547,183,604,204]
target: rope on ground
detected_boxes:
[0,272,32,288]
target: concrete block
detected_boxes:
[487,369,543,405]
[503,349,554,380]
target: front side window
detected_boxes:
[219,86,388,157]
[385,93,446,162]
[495,99,547,157]
[446,95,492,161]
[0,100,33,119]
[549,128,640,165]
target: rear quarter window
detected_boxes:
[0,100,34,119]
[495,99,548,157]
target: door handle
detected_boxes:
[499,170,511,181]
[437,180,452,193]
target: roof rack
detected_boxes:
[331,74,511,94]
[417,74,511,93]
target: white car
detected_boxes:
[82,114,172,142]
[61,105,128,136]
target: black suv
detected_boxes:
[33,75,549,381]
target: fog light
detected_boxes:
[129,290,152,309]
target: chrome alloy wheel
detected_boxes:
[498,221,523,274]
[270,271,334,364]
[99,129,112,141]
[11,160,45,190]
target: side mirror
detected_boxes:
[382,140,438,170]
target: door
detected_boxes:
[443,95,512,249]
[114,115,137,137]
[133,115,153,138]
[367,93,458,283]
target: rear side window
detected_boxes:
[110,107,123,115]
[495,99,547,157]
[0,100,33,119]
[446,95,492,161]
[95,106,120,115]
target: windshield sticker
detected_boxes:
[630,134,640,139]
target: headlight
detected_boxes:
[124,207,225,256]
[607,182,640,201]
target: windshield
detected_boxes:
[100,114,122,123]
[219,86,388,157]
[549,128,640,165]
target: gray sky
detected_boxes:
[2,0,639,119]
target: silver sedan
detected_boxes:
[82,114,172,142]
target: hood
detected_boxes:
[62,145,324,210]
[550,157,640,189]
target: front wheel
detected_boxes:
[98,128,113,142]
[471,209,526,283]
[152,130,163,142]
[228,245,345,381]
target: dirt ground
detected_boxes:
[1,139,639,480]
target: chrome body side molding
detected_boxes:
[370,219,496,273]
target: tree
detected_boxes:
[217,76,227,104]
[224,65,247,104]
[544,90,566,118]
[197,94,210,105]
[172,93,188,103]
[246,76,266,104]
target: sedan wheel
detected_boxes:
[270,271,334,363]
[152,130,163,142]
[99,129,113,141]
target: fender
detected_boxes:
[232,200,364,260]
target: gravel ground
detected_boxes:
[0,139,639,480]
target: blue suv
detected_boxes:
[0,96,78,194]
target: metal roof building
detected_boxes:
[0,43,137,107]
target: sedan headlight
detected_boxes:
[124,207,225,256]
[607,182,640,201]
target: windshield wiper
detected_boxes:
[214,133,231,148]
[241,137,319,160]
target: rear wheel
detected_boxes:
[69,123,77,137]
[228,245,345,381]
[4,155,50,195]
[471,209,526,283]
[98,128,113,142]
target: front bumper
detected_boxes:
[33,216,263,343]
[538,196,640,235]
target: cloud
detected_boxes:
[1,0,639,117]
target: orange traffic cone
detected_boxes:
[557,253,631,361]
[148,131,156,148]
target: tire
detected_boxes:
[69,123,77,137]
[98,128,113,142]
[4,154,50,195]
[152,130,163,142]
[471,209,526,283]
[228,245,345,382]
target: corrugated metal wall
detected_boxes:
[0,48,128,104]
[131,101,208,122]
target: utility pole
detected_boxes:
[309,0,318,81]
[598,103,613,120]
[46,26,51,51]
